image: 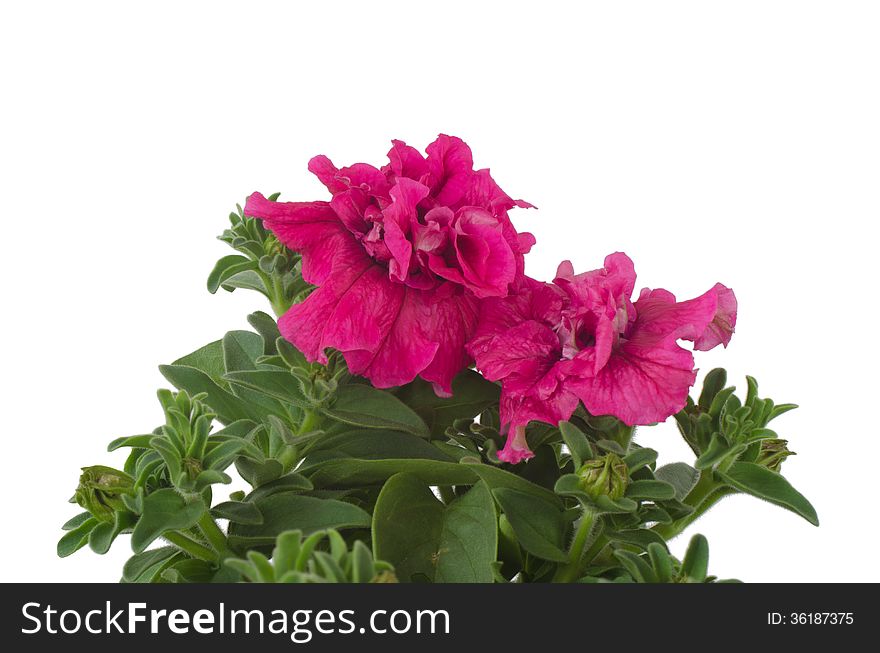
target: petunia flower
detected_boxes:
[467,253,736,463]
[244,135,534,394]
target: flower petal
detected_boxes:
[497,424,534,465]
[694,283,737,351]
[278,260,374,364]
[417,288,480,394]
[341,288,441,388]
[308,155,347,194]
[425,134,474,207]
[244,192,365,285]
[385,139,429,181]
[573,332,698,426]
[322,265,406,354]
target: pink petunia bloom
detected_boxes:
[467,253,736,463]
[244,135,535,394]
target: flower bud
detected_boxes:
[576,453,629,500]
[74,466,134,522]
[756,439,794,472]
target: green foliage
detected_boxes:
[226,529,396,583]
[57,199,818,584]
[372,474,497,582]
[209,198,310,315]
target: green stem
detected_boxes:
[164,531,218,563]
[298,409,321,435]
[553,509,596,583]
[614,425,635,451]
[652,471,726,540]
[255,270,288,318]
[197,512,231,558]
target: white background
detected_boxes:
[2,1,877,582]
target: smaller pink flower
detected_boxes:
[467,253,736,463]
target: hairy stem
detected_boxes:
[197,512,231,558]
[553,509,596,583]
[652,471,729,540]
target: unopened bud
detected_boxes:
[757,439,794,472]
[576,453,629,500]
[75,466,134,522]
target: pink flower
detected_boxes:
[244,135,534,394]
[467,253,736,463]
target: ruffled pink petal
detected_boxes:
[307,155,347,194]
[452,208,516,298]
[572,331,698,426]
[465,168,536,212]
[322,265,406,354]
[341,288,441,388]
[693,283,737,351]
[385,139,429,181]
[633,286,719,342]
[244,192,364,286]
[471,320,560,385]
[416,287,480,394]
[278,259,374,363]
[555,252,637,312]
[425,134,474,207]
[382,178,430,282]
[329,189,371,234]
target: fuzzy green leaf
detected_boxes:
[372,474,496,582]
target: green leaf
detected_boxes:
[247,311,282,356]
[559,421,593,468]
[228,493,370,549]
[61,512,92,531]
[171,340,226,385]
[89,511,136,555]
[606,528,668,552]
[322,384,430,437]
[554,474,637,514]
[130,489,206,553]
[107,434,158,452]
[492,488,568,563]
[121,546,179,583]
[159,365,259,424]
[235,458,285,488]
[223,370,310,408]
[307,429,454,462]
[202,439,248,471]
[307,458,477,488]
[681,534,710,582]
[161,558,217,583]
[393,370,500,436]
[244,473,314,502]
[698,368,728,410]
[654,463,701,502]
[223,331,265,373]
[57,517,98,557]
[276,338,309,370]
[207,255,259,294]
[718,462,819,526]
[625,480,676,501]
[613,550,656,583]
[623,447,658,473]
[211,501,263,525]
[372,474,497,582]
[463,460,562,507]
[647,542,674,583]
